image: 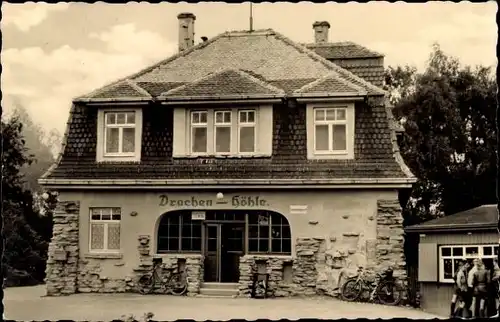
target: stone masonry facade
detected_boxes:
[236,199,407,300]
[45,198,406,302]
[45,201,80,296]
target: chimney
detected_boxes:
[177,12,196,52]
[312,21,330,43]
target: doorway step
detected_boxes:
[198,282,239,297]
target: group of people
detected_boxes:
[450,258,500,319]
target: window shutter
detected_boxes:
[258,105,273,156]
[418,242,438,282]
[173,108,187,157]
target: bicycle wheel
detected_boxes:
[341,278,363,302]
[167,272,188,296]
[376,280,403,306]
[137,275,154,295]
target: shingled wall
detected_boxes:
[47,101,406,180]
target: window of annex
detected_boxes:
[439,244,499,283]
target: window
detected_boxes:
[89,208,121,252]
[157,211,202,253]
[104,112,136,155]
[191,111,208,154]
[214,111,231,153]
[307,103,354,160]
[238,110,256,153]
[156,210,291,255]
[97,108,142,162]
[314,107,347,153]
[439,244,499,283]
[248,212,291,254]
[188,109,258,155]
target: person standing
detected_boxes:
[472,259,490,318]
[490,259,500,318]
[451,261,470,318]
[467,258,480,317]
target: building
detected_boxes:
[40,12,416,297]
[405,204,499,316]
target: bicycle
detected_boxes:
[340,266,404,306]
[137,258,189,296]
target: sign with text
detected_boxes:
[191,211,206,220]
[159,195,269,208]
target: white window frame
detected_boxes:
[238,110,257,154]
[314,107,348,154]
[96,108,142,162]
[213,110,232,155]
[306,103,355,160]
[190,110,209,156]
[187,108,259,156]
[89,207,122,253]
[438,244,499,283]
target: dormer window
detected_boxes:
[306,103,355,160]
[96,108,143,162]
[189,109,257,156]
[105,112,136,155]
[314,107,347,153]
[172,106,273,158]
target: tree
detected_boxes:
[386,43,497,222]
[1,116,47,285]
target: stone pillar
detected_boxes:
[45,201,80,296]
[294,237,323,296]
[376,199,407,281]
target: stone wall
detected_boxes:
[77,259,131,293]
[132,235,204,296]
[236,199,407,302]
[45,201,80,296]
[375,199,407,282]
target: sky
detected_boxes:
[2,1,498,137]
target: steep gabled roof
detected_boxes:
[74,29,386,103]
[405,205,499,233]
[304,41,384,60]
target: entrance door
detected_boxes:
[204,224,221,282]
[220,223,244,282]
[204,222,244,283]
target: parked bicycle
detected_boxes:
[137,258,189,295]
[341,266,404,306]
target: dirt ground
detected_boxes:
[4,285,444,320]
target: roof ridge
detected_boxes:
[74,30,232,101]
[294,71,367,94]
[224,29,275,36]
[160,68,285,97]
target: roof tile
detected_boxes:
[77,29,385,101]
